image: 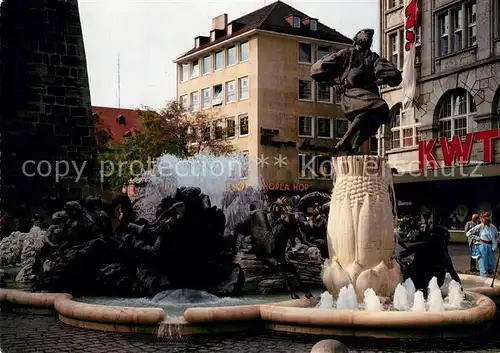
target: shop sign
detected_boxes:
[418,128,500,169]
[397,200,412,206]
[262,182,310,191]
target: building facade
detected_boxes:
[379,0,500,231]
[174,1,354,195]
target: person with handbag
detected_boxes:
[464,214,480,273]
[467,212,498,277]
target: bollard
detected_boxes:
[311,339,349,353]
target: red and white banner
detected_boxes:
[402,0,418,109]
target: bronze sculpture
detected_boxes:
[311,29,402,155]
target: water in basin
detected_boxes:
[76,289,304,317]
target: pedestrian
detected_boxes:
[467,212,498,277]
[464,214,480,273]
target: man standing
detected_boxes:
[465,214,480,272]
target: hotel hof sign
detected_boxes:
[418,128,500,169]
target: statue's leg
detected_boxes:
[334,112,369,154]
[283,261,313,299]
[278,261,300,299]
[352,105,390,151]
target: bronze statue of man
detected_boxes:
[311,29,402,155]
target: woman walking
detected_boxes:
[467,212,498,277]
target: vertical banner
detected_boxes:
[402,0,418,109]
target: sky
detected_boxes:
[78,0,378,110]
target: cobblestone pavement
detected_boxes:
[2,244,500,353]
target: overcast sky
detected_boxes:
[79,0,378,110]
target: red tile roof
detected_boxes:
[92,106,143,142]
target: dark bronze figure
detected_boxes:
[311,28,402,155]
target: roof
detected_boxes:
[175,0,352,61]
[92,106,143,142]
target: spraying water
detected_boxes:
[393,283,409,310]
[317,291,334,309]
[446,280,464,308]
[428,276,440,294]
[403,278,416,306]
[427,289,445,312]
[363,288,382,311]
[336,285,358,310]
[132,152,250,220]
[412,291,426,312]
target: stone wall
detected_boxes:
[0,0,95,231]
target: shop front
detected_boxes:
[393,128,500,242]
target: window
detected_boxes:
[298,79,313,101]
[180,63,189,82]
[227,46,236,66]
[299,43,312,63]
[202,122,211,141]
[189,91,199,112]
[226,81,236,103]
[201,88,211,109]
[317,117,333,138]
[214,119,224,139]
[310,19,317,31]
[317,45,330,60]
[202,55,211,75]
[467,3,477,47]
[213,84,223,106]
[437,2,477,57]
[239,114,249,136]
[438,89,476,139]
[316,82,331,103]
[389,0,401,8]
[298,116,314,137]
[241,151,249,179]
[180,95,188,110]
[388,30,403,69]
[293,16,301,28]
[495,0,500,38]
[238,76,249,100]
[335,119,348,139]
[239,41,249,62]
[389,103,420,149]
[226,118,235,138]
[298,153,314,179]
[215,51,223,70]
[334,88,342,103]
[191,60,199,78]
[314,153,332,178]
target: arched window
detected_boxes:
[437,88,476,139]
[389,103,420,149]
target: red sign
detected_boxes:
[404,0,418,51]
[418,129,500,169]
[262,183,310,192]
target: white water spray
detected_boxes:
[393,283,409,310]
[446,280,464,308]
[317,291,334,309]
[412,291,426,312]
[403,278,416,306]
[363,288,382,311]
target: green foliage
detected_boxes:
[95,101,235,192]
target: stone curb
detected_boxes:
[259,291,496,338]
[459,274,500,300]
[0,288,497,338]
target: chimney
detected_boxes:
[212,14,228,31]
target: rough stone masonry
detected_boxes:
[0,0,96,233]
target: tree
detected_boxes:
[96,101,235,191]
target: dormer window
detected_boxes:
[310,19,317,31]
[116,115,126,125]
[293,16,301,28]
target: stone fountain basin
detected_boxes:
[0,288,497,339]
[458,274,500,303]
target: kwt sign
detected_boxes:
[404,0,418,51]
[418,129,500,169]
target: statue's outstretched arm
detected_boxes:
[310,49,349,85]
[373,55,402,87]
